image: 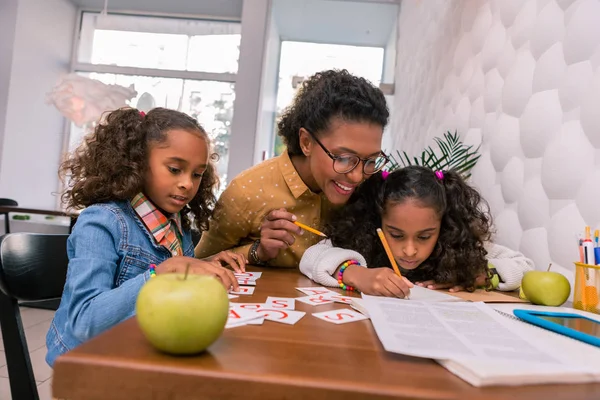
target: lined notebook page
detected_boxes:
[440,304,600,386]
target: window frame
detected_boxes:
[58,9,242,200]
[70,9,241,85]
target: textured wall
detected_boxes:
[0,0,76,208]
[392,0,600,283]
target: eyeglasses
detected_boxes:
[306,129,389,175]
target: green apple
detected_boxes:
[521,270,571,307]
[519,286,528,301]
[136,273,229,355]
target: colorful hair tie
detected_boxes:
[139,111,146,118]
[149,264,156,278]
[338,259,359,291]
[381,170,390,180]
[435,170,444,180]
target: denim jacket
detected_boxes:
[46,200,194,367]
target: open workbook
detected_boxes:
[350,285,524,316]
[361,295,600,387]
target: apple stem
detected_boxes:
[547,263,552,272]
[184,263,190,280]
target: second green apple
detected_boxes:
[520,270,571,307]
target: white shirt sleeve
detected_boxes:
[299,239,368,287]
[485,242,535,291]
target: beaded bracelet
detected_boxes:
[149,264,157,278]
[338,259,359,291]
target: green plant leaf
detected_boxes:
[386,130,481,178]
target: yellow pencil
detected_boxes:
[294,221,327,237]
[376,228,402,278]
[377,228,410,299]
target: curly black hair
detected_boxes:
[277,69,389,156]
[325,166,493,291]
[60,107,219,232]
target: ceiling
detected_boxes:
[66,0,244,20]
[273,0,398,47]
[66,0,399,47]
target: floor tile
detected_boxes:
[19,307,55,329]
[0,345,52,383]
[0,307,55,352]
[38,377,53,400]
[31,346,52,382]
[0,377,10,399]
[24,319,52,353]
[0,377,53,400]
[0,308,56,400]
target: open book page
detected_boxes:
[350,298,369,317]
[491,302,593,316]
[361,295,566,363]
[394,285,464,302]
[360,286,524,304]
[489,303,600,366]
[352,287,462,317]
[352,287,462,318]
[439,357,596,387]
[439,304,600,386]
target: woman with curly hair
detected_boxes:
[300,166,534,297]
[46,107,243,367]
[196,69,390,268]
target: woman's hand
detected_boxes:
[344,266,413,298]
[204,250,247,273]
[155,256,239,292]
[255,208,303,262]
[416,273,487,292]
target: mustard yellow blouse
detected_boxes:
[195,152,333,268]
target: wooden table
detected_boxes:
[53,268,600,400]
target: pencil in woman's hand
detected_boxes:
[294,221,327,237]
[376,228,402,278]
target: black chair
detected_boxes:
[0,233,69,400]
[0,198,18,234]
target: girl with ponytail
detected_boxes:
[300,166,533,297]
[47,107,243,366]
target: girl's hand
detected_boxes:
[155,256,239,292]
[204,250,247,273]
[256,208,303,262]
[416,273,487,292]
[346,267,413,298]
[416,280,463,292]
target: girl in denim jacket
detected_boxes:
[46,107,245,366]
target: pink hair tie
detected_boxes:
[139,111,146,118]
[435,170,444,180]
[381,170,390,180]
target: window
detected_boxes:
[273,41,385,156]
[69,12,241,184]
[68,73,234,180]
[77,13,241,73]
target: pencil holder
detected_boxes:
[573,262,600,314]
